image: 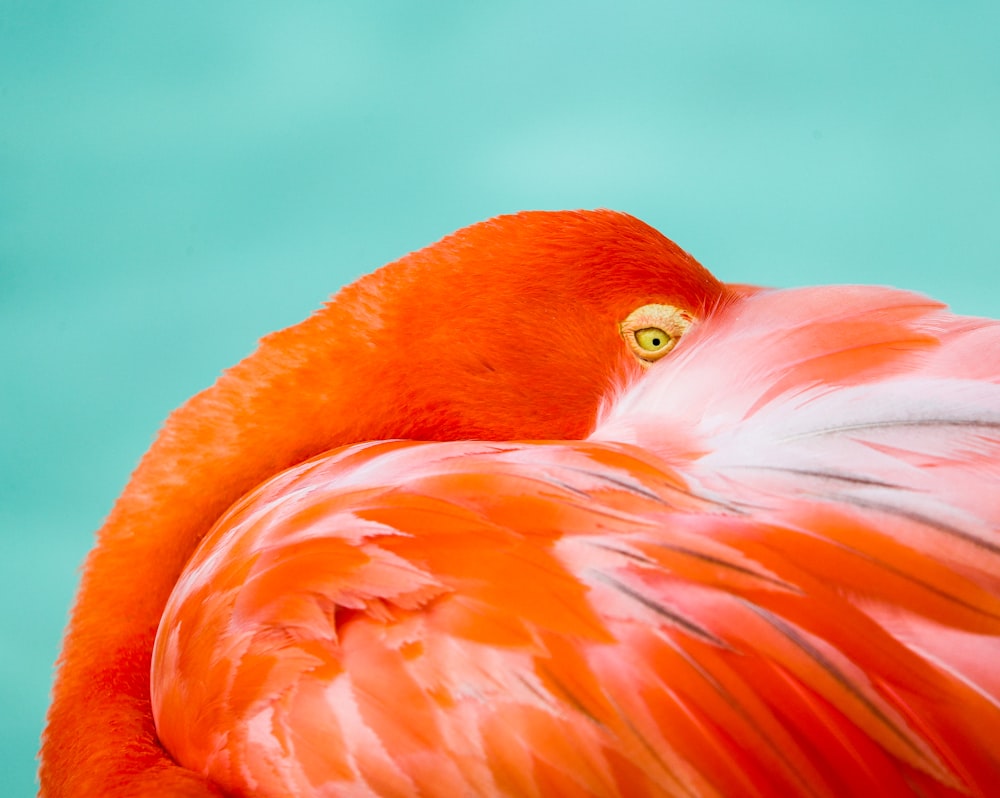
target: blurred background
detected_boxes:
[3,1,998,792]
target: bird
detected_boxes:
[41,210,1000,797]
[40,210,731,796]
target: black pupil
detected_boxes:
[651,337,661,346]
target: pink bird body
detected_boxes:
[152,285,1000,797]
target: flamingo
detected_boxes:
[41,210,728,796]
[41,211,1000,796]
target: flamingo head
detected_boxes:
[316,209,735,443]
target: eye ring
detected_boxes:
[620,304,694,365]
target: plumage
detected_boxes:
[150,285,1000,797]
[42,210,1000,796]
[41,210,730,796]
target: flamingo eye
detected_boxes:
[634,327,672,353]
[620,304,693,365]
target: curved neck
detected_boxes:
[41,296,394,795]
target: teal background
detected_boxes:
[3,2,999,793]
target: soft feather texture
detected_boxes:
[40,210,730,796]
[153,285,1000,797]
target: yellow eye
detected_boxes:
[620,303,693,365]
[634,327,671,353]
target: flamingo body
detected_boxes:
[153,286,1000,796]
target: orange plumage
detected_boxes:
[41,210,729,796]
[42,211,1000,796]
